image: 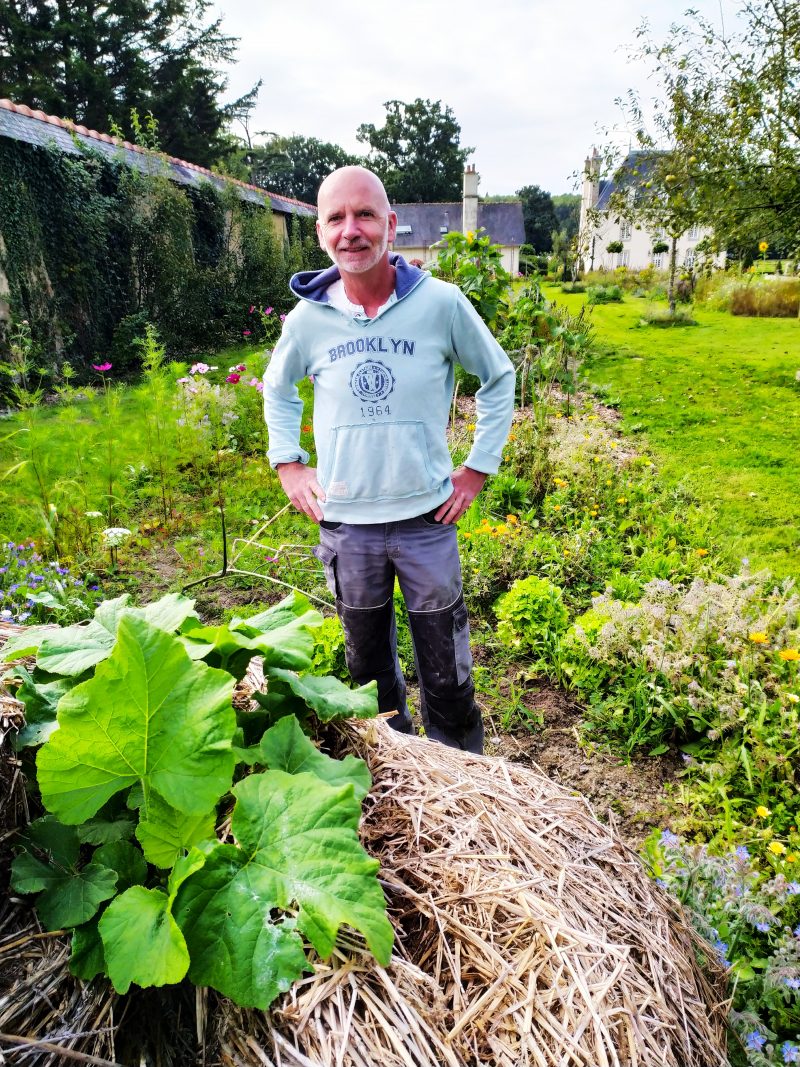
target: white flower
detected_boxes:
[101,527,132,548]
[85,510,103,519]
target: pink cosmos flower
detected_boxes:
[264,306,273,315]
[190,362,210,375]
[249,305,255,313]
[242,330,252,337]
[280,313,286,322]
[248,377,260,387]
[176,376,190,384]
[92,362,112,372]
[226,373,241,384]
[236,363,247,372]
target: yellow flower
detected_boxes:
[609,441,618,449]
[768,841,787,855]
[756,805,771,818]
[506,514,519,525]
[555,412,563,419]
[590,510,599,517]
[695,548,709,557]
[563,549,571,557]
[592,456,602,464]
[787,693,800,704]
[463,531,472,539]
[605,479,613,486]
[553,504,562,512]
[787,854,797,863]
[616,497,628,505]
[467,423,476,431]
[758,240,769,252]
[779,649,800,662]
[749,632,768,644]
[495,523,508,535]
[507,433,516,442]
[466,231,474,242]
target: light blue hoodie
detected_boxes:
[263,253,515,523]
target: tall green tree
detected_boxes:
[552,194,580,241]
[357,98,472,202]
[0,0,249,168]
[248,135,362,204]
[516,185,558,252]
[616,0,799,258]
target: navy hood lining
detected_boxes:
[289,253,428,304]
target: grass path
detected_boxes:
[548,287,799,578]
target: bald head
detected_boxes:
[315,166,397,278]
[317,166,390,214]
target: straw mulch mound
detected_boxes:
[219,718,729,1067]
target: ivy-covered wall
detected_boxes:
[0,139,325,377]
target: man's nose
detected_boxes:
[341,213,362,240]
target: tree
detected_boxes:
[248,135,362,204]
[516,186,558,252]
[0,0,250,168]
[616,1,800,260]
[357,99,472,202]
[552,194,580,241]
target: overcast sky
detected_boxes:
[216,0,733,198]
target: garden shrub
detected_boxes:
[495,574,569,662]
[586,284,624,305]
[696,274,800,317]
[639,305,697,327]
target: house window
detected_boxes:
[619,250,630,267]
[687,224,701,239]
[653,253,665,269]
[396,224,413,235]
[620,220,632,241]
[684,248,696,268]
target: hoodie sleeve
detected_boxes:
[450,289,516,475]
[262,319,311,468]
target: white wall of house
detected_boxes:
[391,242,520,273]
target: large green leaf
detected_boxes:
[233,593,320,635]
[12,667,75,748]
[93,841,148,892]
[35,593,199,677]
[256,715,371,801]
[267,668,378,723]
[136,791,217,868]
[174,770,392,1008]
[0,624,58,662]
[180,617,317,679]
[99,887,190,994]
[11,850,117,930]
[70,917,105,980]
[37,616,236,824]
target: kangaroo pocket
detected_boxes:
[322,421,439,503]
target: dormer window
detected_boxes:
[396,224,412,235]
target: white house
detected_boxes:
[578,147,720,272]
[390,165,525,273]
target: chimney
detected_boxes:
[462,163,479,235]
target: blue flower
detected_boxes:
[660,830,680,848]
[712,939,730,967]
[787,883,800,896]
[17,611,31,622]
[746,1031,767,1052]
[755,921,772,933]
[795,925,800,938]
[735,845,750,861]
[782,1042,800,1064]
[785,977,800,990]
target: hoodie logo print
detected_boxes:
[349,360,395,402]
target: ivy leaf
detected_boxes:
[266,668,378,723]
[174,770,392,1008]
[136,791,217,868]
[99,886,190,994]
[37,616,235,824]
[258,715,371,801]
[70,916,105,980]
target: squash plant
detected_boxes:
[5,591,392,1008]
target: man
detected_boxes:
[263,166,514,754]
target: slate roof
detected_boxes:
[0,98,316,217]
[392,200,525,247]
[596,151,659,211]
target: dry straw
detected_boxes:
[217,713,730,1067]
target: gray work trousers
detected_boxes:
[314,512,483,754]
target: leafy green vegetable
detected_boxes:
[174,770,393,1008]
[99,887,190,993]
[135,791,216,868]
[9,666,74,748]
[267,668,378,723]
[37,615,235,823]
[249,715,371,801]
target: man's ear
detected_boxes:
[387,211,398,243]
[316,219,327,253]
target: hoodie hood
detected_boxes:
[289,252,428,305]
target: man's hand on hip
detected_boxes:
[276,461,326,522]
[435,466,487,524]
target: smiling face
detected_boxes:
[316,167,397,276]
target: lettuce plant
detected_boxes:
[6,590,391,1008]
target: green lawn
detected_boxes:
[547,286,799,578]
